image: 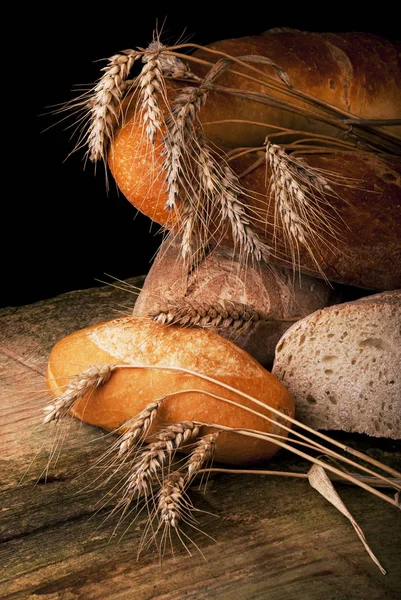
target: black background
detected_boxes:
[3,4,399,308]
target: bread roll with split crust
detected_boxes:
[46,317,295,465]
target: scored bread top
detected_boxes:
[87,316,265,379]
[47,316,295,464]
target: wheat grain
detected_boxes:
[43,364,115,423]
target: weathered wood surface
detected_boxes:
[1,280,400,600]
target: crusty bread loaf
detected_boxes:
[107,29,401,291]
[133,236,334,366]
[191,29,401,147]
[109,117,401,290]
[46,316,294,465]
[272,290,401,438]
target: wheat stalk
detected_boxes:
[43,364,115,423]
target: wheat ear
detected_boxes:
[158,470,188,529]
[118,398,165,456]
[122,422,200,501]
[186,432,220,479]
[266,142,339,268]
[163,85,209,210]
[86,50,140,162]
[43,365,115,423]
[149,298,271,330]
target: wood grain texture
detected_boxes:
[1,280,400,600]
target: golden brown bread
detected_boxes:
[46,317,295,465]
[107,29,401,291]
[190,29,401,147]
[109,117,401,290]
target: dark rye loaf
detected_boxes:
[272,290,401,438]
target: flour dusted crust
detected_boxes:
[272,291,401,438]
[46,317,294,465]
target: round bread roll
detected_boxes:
[46,317,295,465]
[133,236,334,367]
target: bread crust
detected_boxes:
[109,118,401,290]
[132,237,333,366]
[46,317,295,465]
[192,30,401,146]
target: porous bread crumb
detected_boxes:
[272,291,401,438]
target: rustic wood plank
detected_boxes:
[1,281,400,599]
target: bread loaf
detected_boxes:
[133,236,334,366]
[109,119,401,290]
[191,29,401,147]
[46,317,295,465]
[106,29,400,290]
[272,290,401,438]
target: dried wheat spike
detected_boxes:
[187,432,220,479]
[266,142,334,246]
[149,298,267,331]
[163,85,208,210]
[147,42,195,81]
[118,398,165,456]
[158,470,187,529]
[217,162,272,261]
[123,422,200,500]
[43,364,115,424]
[137,47,165,144]
[87,50,139,162]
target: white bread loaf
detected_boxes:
[46,316,295,465]
[272,290,401,438]
[133,237,335,367]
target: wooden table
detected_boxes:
[1,280,400,599]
